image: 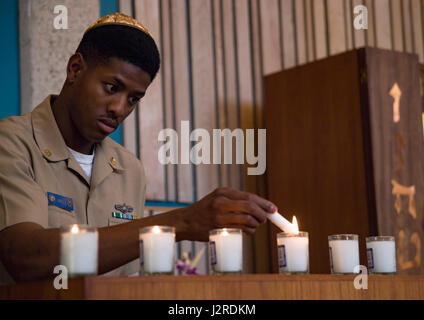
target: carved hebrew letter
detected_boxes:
[397,230,422,270]
[389,83,402,123]
[391,180,417,219]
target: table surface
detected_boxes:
[1,274,424,300]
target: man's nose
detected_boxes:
[107,95,127,118]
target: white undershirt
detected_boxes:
[68,147,95,181]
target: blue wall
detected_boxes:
[100,0,122,145]
[0,0,20,120]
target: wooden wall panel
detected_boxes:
[280,0,296,68]
[312,0,328,59]
[222,0,242,190]
[251,0,264,128]
[391,0,405,52]
[402,0,414,52]
[135,0,166,200]
[294,0,308,65]
[327,0,346,55]
[344,0,354,50]
[118,0,132,14]
[352,0,366,48]
[412,0,424,61]
[250,0,267,199]
[119,0,139,157]
[304,0,315,62]
[160,0,177,201]
[311,0,328,61]
[374,0,392,50]
[190,0,218,199]
[212,0,229,188]
[364,0,376,46]
[236,0,255,191]
[169,0,195,203]
[259,0,282,74]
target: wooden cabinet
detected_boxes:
[265,47,424,274]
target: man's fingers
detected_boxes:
[214,187,277,213]
[216,198,268,224]
[217,211,261,228]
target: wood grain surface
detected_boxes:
[1,274,423,300]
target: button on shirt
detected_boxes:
[0,95,147,284]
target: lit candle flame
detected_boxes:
[152,226,161,234]
[291,216,299,235]
[222,228,229,236]
[71,225,79,234]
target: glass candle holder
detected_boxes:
[328,234,360,274]
[366,236,396,274]
[209,228,243,274]
[60,225,98,278]
[277,232,309,274]
[139,226,176,275]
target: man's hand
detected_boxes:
[175,187,278,241]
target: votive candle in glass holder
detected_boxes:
[366,236,396,274]
[277,232,309,274]
[139,226,176,275]
[60,224,98,278]
[328,234,360,274]
[209,228,243,274]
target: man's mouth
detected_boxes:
[97,118,118,134]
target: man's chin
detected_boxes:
[92,134,108,143]
[84,131,108,144]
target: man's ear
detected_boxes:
[66,53,87,84]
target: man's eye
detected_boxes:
[105,83,118,93]
[129,97,141,105]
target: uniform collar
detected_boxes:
[31,95,125,186]
[31,95,71,162]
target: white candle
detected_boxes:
[277,232,309,274]
[267,212,298,234]
[366,236,396,274]
[60,225,98,277]
[139,226,175,275]
[328,234,360,274]
[209,228,243,274]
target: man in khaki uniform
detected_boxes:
[0,13,277,284]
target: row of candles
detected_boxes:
[60,213,396,277]
[279,233,396,274]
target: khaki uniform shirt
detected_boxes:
[0,95,146,284]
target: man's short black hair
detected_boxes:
[76,25,160,81]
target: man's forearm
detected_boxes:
[0,222,61,282]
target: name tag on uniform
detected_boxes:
[47,192,74,211]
